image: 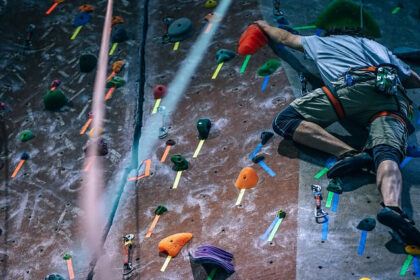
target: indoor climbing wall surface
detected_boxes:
[100,0,300,279]
[0,0,143,279]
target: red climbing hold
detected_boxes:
[153,85,167,99]
[238,24,268,55]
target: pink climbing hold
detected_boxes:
[153,85,167,99]
[50,79,61,88]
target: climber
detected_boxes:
[255,20,420,246]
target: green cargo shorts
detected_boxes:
[290,71,410,157]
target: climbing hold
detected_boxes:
[85,138,108,156]
[235,167,258,189]
[78,4,94,13]
[314,0,381,38]
[216,49,236,64]
[261,131,274,145]
[50,79,61,89]
[54,0,65,3]
[62,254,72,260]
[238,24,268,55]
[43,89,68,111]
[167,17,194,42]
[170,155,189,171]
[20,152,30,160]
[155,205,168,215]
[405,245,420,256]
[158,232,193,257]
[111,24,129,43]
[278,209,286,218]
[252,155,264,164]
[197,119,211,140]
[205,0,217,8]
[73,12,91,27]
[111,60,124,73]
[111,16,124,27]
[87,111,93,119]
[326,179,343,194]
[106,76,126,88]
[18,130,35,142]
[44,274,65,280]
[257,59,281,76]
[153,85,167,99]
[166,139,176,146]
[79,54,97,73]
[357,218,376,231]
[190,245,235,275]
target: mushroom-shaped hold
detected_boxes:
[153,85,167,99]
[111,24,129,43]
[111,16,124,27]
[357,218,376,231]
[326,179,343,194]
[238,24,268,55]
[261,131,274,145]
[79,54,97,73]
[205,0,217,8]
[190,244,235,275]
[50,79,61,89]
[43,89,68,111]
[166,139,176,146]
[111,60,125,73]
[78,4,94,13]
[19,130,35,142]
[197,119,211,140]
[106,76,126,88]
[155,205,168,215]
[405,245,420,255]
[21,152,30,160]
[158,233,193,257]
[170,155,189,171]
[216,49,236,64]
[235,167,258,189]
[45,274,65,280]
[257,59,281,76]
[168,17,194,42]
[252,155,264,164]
[73,12,91,27]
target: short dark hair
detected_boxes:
[323,26,374,39]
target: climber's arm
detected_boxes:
[255,20,303,52]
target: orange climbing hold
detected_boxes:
[158,233,193,257]
[112,16,124,27]
[238,24,268,55]
[235,167,258,189]
[78,4,94,13]
[111,60,124,73]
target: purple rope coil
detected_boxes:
[190,244,235,274]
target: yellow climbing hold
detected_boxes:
[405,245,420,255]
[205,0,217,8]
[359,278,371,280]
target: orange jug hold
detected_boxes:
[235,167,258,189]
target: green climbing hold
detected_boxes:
[314,0,381,38]
[18,130,35,142]
[216,49,236,64]
[197,119,211,140]
[205,0,217,8]
[357,218,376,231]
[45,274,65,280]
[62,254,72,260]
[106,76,126,88]
[170,154,189,171]
[168,17,194,42]
[278,209,286,218]
[257,59,281,76]
[155,205,168,215]
[327,179,343,194]
[79,53,97,73]
[43,89,68,111]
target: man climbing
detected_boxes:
[255,20,420,246]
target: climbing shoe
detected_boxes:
[327,151,374,179]
[377,206,420,246]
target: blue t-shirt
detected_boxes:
[302,35,411,90]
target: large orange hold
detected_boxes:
[235,167,258,189]
[238,24,268,55]
[158,233,193,257]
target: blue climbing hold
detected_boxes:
[73,12,91,27]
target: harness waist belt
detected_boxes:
[322,86,345,119]
[369,111,406,127]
